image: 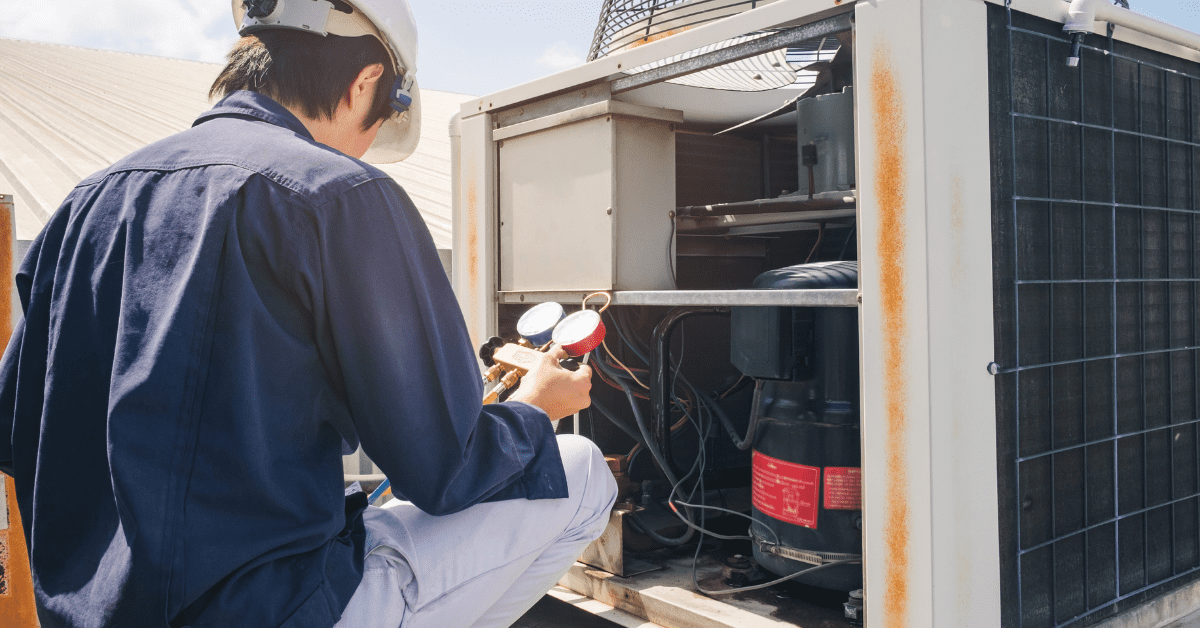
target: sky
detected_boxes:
[0,1,1198,97]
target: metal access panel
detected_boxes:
[989,4,1200,627]
[497,101,681,292]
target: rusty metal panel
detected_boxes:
[0,195,13,332]
[452,112,499,351]
[0,193,36,625]
[854,0,1001,627]
[854,3,932,625]
[916,1,1003,627]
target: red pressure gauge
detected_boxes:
[552,310,606,358]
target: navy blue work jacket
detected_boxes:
[0,91,567,628]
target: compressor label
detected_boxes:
[752,451,819,529]
[823,467,862,510]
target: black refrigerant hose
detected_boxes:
[591,352,696,546]
[709,379,762,451]
[596,310,766,545]
[589,395,646,448]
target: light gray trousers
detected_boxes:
[334,435,617,628]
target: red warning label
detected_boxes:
[823,467,862,510]
[752,451,820,529]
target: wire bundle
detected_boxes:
[590,307,860,596]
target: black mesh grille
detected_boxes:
[989,5,1200,627]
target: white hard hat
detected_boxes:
[231,0,421,163]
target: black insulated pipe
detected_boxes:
[649,307,729,475]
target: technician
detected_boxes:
[0,1,616,626]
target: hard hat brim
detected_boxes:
[230,0,422,164]
[362,79,421,164]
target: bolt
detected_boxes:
[725,554,751,569]
[987,362,1001,375]
[607,208,613,215]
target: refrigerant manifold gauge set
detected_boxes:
[478,293,610,404]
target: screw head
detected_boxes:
[725,554,751,569]
[987,362,1001,375]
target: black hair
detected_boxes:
[209,30,397,131]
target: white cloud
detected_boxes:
[0,0,236,63]
[536,41,583,71]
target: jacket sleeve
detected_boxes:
[306,178,568,515]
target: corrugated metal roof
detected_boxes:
[0,38,471,249]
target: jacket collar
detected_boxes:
[193,91,313,140]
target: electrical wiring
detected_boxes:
[711,380,761,451]
[715,375,749,401]
[607,304,841,600]
[662,395,752,542]
[595,360,650,400]
[595,329,697,411]
[661,338,757,544]
[693,552,861,596]
[592,351,697,546]
[838,225,856,260]
[627,413,692,462]
[602,307,765,557]
[590,395,647,447]
[602,337,648,389]
[614,307,653,360]
[666,500,749,541]
[804,220,825,264]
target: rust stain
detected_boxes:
[0,523,7,596]
[0,200,12,339]
[624,26,693,50]
[872,42,910,628]
[0,203,35,622]
[465,160,481,348]
[0,476,38,624]
[467,178,479,294]
[950,175,966,283]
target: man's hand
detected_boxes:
[508,344,592,421]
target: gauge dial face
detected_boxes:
[553,310,605,357]
[517,302,565,345]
